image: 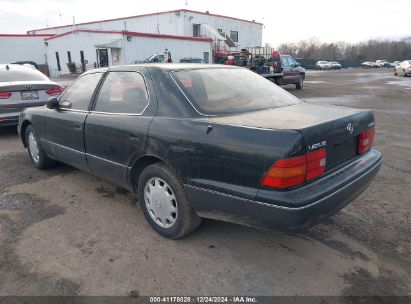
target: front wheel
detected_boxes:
[296,75,304,90]
[138,163,201,239]
[25,125,56,169]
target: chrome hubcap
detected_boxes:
[144,177,178,228]
[28,131,40,163]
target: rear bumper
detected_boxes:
[186,149,382,231]
[0,111,20,126]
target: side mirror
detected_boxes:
[46,96,59,109]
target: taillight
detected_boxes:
[358,127,375,154]
[261,148,327,189]
[306,149,326,181]
[46,87,65,95]
[0,92,12,99]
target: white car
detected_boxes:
[394,60,411,77]
[0,64,64,126]
[315,61,331,70]
[376,60,390,68]
[390,61,402,67]
[361,61,379,68]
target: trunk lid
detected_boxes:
[0,81,60,92]
[210,103,375,171]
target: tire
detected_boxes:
[394,69,397,76]
[296,75,304,90]
[25,125,56,169]
[137,163,201,239]
[403,70,407,77]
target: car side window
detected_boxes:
[59,73,102,111]
[94,72,149,114]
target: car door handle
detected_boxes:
[74,123,83,131]
[129,133,142,141]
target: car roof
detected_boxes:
[108,63,241,72]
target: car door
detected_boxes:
[286,56,300,83]
[84,68,156,185]
[281,55,297,84]
[44,72,103,171]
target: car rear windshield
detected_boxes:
[0,68,49,82]
[171,68,301,115]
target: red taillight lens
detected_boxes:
[358,127,375,154]
[261,155,306,189]
[261,148,327,189]
[306,148,326,181]
[0,92,12,99]
[46,87,65,95]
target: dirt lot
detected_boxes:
[0,68,410,297]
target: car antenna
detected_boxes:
[6,64,10,71]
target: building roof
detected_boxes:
[29,9,263,33]
[44,29,213,42]
[0,34,54,37]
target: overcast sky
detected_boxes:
[1,0,410,46]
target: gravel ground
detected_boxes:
[0,68,410,297]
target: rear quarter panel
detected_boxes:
[146,117,304,200]
[19,107,47,145]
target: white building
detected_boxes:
[0,34,52,65]
[0,9,263,75]
[46,30,213,76]
[29,9,263,52]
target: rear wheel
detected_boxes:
[403,70,407,77]
[394,69,397,76]
[25,125,56,169]
[296,75,304,90]
[137,163,201,239]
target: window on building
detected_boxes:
[217,29,223,33]
[55,52,61,71]
[80,51,85,72]
[67,51,72,63]
[59,73,103,111]
[203,52,210,64]
[193,24,201,37]
[230,31,238,43]
[94,72,149,114]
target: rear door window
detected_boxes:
[59,73,102,110]
[94,72,149,114]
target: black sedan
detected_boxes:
[18,64,382,239]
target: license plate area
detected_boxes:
[21,91,39,100]
[326,136,358,170]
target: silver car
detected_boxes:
[0,64,64,126]
[315,61,331,70]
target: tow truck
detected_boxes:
[215,48,306,89]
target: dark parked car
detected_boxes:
[0,64,64,126]
[180,57,206,64]
[18,64,382,239]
